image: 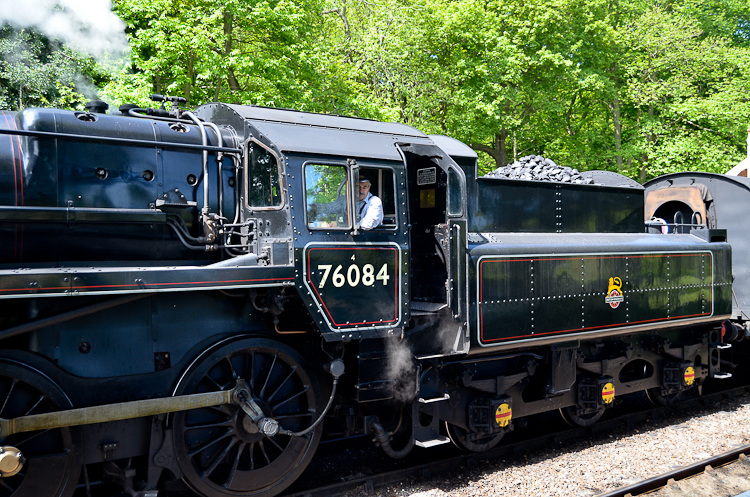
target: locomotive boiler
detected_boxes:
[0,97,743,497]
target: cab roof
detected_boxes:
[197,103,436,161]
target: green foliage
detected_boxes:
[0,25,111,111]
[5,0,750,182]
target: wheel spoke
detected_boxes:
[249,442,255,471]
[188,429,234,457]
[24,395,45,416]
[200,438,238,479]
[185,419,234,431]
[0,477,15,491]
[258,440,272,465]
[266,435,284,452]
[13,428,52,448]
[223,442,246,489]
[225,357,238,380]
[205,374,224,391]
[259,354,278,399]
[272,386,309,411]
[266,367,297,404]
[0,378,17,416]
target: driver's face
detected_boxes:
[359,181,370,201]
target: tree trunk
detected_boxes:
[185,51,194,103]
[223,13,242,95]
[611,97,623,170]
[228,68,241,93]
[471,129,510,169]
[639,102,655,182]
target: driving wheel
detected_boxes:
[0,360,82,497]
[172,338,322,497]
[445,422,504,452]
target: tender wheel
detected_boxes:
[646,388,683,406]
[172,338,322,497]
[445,422,504,452]
[559,406,605,427]
[0,360,82,497]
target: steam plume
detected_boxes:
[0,0,128,58]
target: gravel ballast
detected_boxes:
[340,393,750,497]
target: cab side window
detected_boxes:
[360,167,397,228]
[305,164,351,229]
[247,140,283,207]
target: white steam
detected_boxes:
[0,0,129,58]
[385,338,419,403]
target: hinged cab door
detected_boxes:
[399,143,469,356]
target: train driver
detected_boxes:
[357,175,383,230]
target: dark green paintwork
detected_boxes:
[477,251,723,344]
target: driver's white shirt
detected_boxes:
[357,192,383,230]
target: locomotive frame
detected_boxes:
[0,100,744,497]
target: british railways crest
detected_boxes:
[605,277,624,309]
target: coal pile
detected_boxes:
[484,155,595,184]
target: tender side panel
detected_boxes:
[303,243,402,331]
[477,251,716,344]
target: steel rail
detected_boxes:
[595,444,750,497]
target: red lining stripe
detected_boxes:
[0,277,295,293]
[479,253,712,343]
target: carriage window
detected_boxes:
[247,140,283,207]
[305,164,351,229]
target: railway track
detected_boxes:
[598,444,750,497]
[280,385,750,497]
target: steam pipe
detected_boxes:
[278,359,344,437]
[183,111,210,215]
[166,221,210,250]
[203,122,225,219]
[369,419,415,459]
[127,108,195,125]
[279,378,338,437]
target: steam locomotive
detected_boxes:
[0,96,744,497]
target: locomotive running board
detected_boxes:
[0,387,237,437]
[0,264,295,299]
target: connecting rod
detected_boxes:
[0,386,240,437]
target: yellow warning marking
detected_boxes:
[495,403,512,428]
[684,366,695,386]
[601,382,615,404]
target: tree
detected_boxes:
[0,25,105,111]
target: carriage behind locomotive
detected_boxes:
[0,99,745,497]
